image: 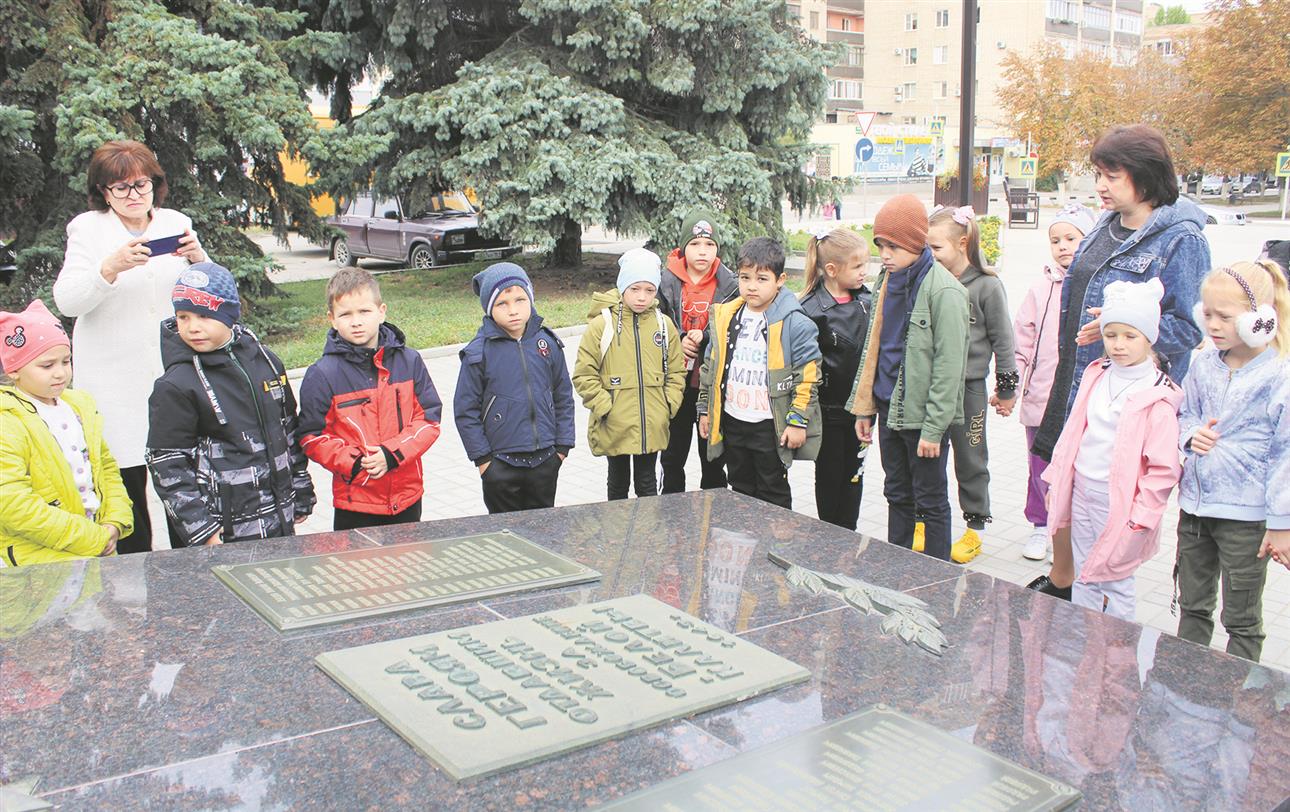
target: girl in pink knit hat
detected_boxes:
[0,300,133,566]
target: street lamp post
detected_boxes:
[958,0,978,207]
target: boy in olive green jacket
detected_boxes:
[573,249,685,499]
[847,195,969,562]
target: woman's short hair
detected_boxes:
[86,140,168,211]
[1090,125,1178,208]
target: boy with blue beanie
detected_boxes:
[146,263,315,545]
[454,262,576,513]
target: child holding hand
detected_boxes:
[0,300,132,565]
[1176,260,1290,661]
[1042,278,1182,620]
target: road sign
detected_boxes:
[1277,152,1290,178]
[855,138,875,163]
[929,120,944,136]
[893,138,906,156]
[1018,158,1038,179]
[853,111,877,137]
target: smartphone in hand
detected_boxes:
[142,234,185,255]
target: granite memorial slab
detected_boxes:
[212,530,599,631]
[601,706,1081,811]
[314,593,811,780]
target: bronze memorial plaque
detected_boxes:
[212,531,599,631]
[600,706,1081,811]
[314,594,811,780]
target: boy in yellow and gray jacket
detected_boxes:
[697,238,821,510]
[573,249,685,499]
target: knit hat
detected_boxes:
[0,299,70,375]
[616,248,662,293]
[1100,277,1164,344]
[681,209,720,250]
[473,262,534,313]
[872,194,928,254]
[172,263,241,327]
[1050,203,1097,237]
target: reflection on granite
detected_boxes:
[3,492,1288,809]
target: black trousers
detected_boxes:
[333,501,423,532]
[660,386,727,493]
[481,455,561,514]
[815,416,866,531]
[606,453,659,500]
[877,405,951,561]
[721,413,791,510]
[119,465,186,553]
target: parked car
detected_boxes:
[1199,175,1225,196]
[1183,194,1246,226]
[327,191,519,269]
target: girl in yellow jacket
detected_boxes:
[574,250,686,499]
[0,300,131,566]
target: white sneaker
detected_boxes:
[1022,527,1050,561]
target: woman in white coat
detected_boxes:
[53,140,207,553]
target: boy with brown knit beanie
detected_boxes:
[845,195,969,561]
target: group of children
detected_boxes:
[2,198,1288,664]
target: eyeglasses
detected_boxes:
[102,179,154,199]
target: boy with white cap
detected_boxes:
[1040,277,1183,620]
[573,249,685,499]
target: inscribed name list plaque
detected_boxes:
[212,531,598,631]
[314,594,811,780]
[600,706,1081,811]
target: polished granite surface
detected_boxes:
[1,492,1287,810]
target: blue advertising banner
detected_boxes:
[853,135,939,179]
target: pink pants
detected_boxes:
[1025,426,1049,527]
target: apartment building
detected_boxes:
[797,1,1145,180]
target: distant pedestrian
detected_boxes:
[573,249,685,500]
[453,263,575,514]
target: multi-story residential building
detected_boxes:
[1141,5,1214,61]
[789,0,865,120]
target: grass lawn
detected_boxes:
[263,254,620,369]
[784,224,877,256]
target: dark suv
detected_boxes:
[327,191,519,269]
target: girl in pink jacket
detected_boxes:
[1014,205,1096,562]
[1042,278,1182,620]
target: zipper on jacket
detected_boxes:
[228,347,288,527]
[634,312,646,454]
[337,396,371,409]
[517,338,540,449]
[1024,282,1057,398]
[395,390,404,431]
[1191,365,1233,508]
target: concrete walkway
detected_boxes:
[170,216,1289,672]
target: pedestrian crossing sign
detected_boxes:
[930,120,944,136]
[1277,152,1290,178]
[1018,158,1038,179]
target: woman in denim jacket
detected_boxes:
[1028,125,1211,599]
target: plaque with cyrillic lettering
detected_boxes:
[212,531,598,631]
[600,706,1081,811]
[314,594,811,780]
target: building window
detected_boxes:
[1056,37,1077,59]
[825,112,838,123]
[830,79,862,100]
[902,82,917,100]
[1083,6,1111,29]
[1115,12,1142,34]
[933,45,948,64]
[936,9,950,27]
[905,13,918,31]
[1155,39,1174,56]
[903,116,918,125]
[846,46,864,66]
[840,16,852,31]
[787,3,800,22]
[935,81,949,98]
[1046,0,1078,22]
[904,47,918,65]
[809,11,819,29]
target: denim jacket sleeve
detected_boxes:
[1155,232,1209,371]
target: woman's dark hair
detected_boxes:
[86,140,168,211]
[1090,125,1178,208]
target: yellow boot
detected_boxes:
[952,528,982,564]
[912,522,926,553]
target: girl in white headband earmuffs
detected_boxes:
[1175,260,1290,662]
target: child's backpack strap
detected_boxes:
[598,308,614,361]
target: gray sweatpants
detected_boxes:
[948,378,990,529]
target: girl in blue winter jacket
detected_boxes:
[1175,260,1290,663]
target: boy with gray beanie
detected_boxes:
[453,262,575,513]
[573,249,685,500]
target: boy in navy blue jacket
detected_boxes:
[454,263,576,513]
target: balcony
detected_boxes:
[825,28,864,44]
[828,0,865,12]
[828,65,864,80]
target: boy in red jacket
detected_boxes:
[298,269,442,530]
